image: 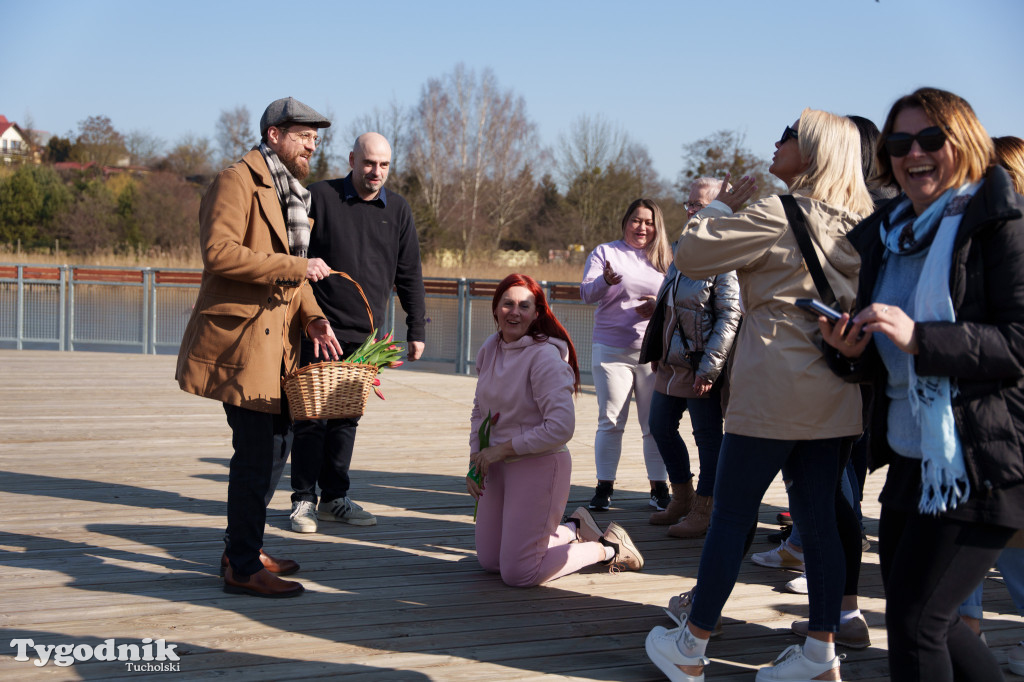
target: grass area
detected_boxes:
[1,249,588,283]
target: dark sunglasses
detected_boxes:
[778,126,799,144]
[884,126,948,157]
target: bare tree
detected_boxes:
[678,130,783,200]
[407,64,539,259]
[556,114,630,245]
[72,115,127,167]
[216,105,253,165]
[161,133,213,178]
[125,130,165,167]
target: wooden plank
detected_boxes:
[0,349,1020,680]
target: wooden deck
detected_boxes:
[0,349,1020,680]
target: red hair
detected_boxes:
[492,273,581,393]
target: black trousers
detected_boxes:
[879,462,1014,682]
[290,338,364,505]
[223,401,293,576]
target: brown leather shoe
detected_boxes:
[223,566,304,598]
[220,550,300,577]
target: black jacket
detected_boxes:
[831,165,1024,528]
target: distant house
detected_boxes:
[0,115,32,164]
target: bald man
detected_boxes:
[288,132,426,533]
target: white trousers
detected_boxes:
[591,342,666,482]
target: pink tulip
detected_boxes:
[389,360,404,368]
[373,386,386,400]
[373,378,381,386]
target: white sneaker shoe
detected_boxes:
[290,500,318,533]
[1009,640,1024,676]
[784,572,808,595]
[645,620,709,682]
[751,541,806,571]
[318,496,377,526]
[755,644,843,681]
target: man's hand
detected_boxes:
[407,341,425,362]
[306,318,343,360]
[306,258,331,282]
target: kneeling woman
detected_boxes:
[468,274,644,586]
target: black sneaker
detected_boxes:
[650,481,671,510]
[768,525,793,544]
[589,481,613,511]
[777,511,793,527]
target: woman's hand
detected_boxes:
[819,311,871,358]
[636,295,656,319]
[820,303,918,357]
[466,474,483,500]
[858,303,918,354]
[470,441,516,478]
[693,376,713,396]
[603,261,622,286]
[714,173,758,212]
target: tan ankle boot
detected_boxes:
[668,494,712,537]
[649,480,696,525]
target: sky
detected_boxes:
[4,0,1023,190]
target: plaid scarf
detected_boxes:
[259,142,311,257]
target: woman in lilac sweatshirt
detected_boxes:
[467,274,644,586]
[580,199,673,512]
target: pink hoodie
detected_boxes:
[470,332,576,459]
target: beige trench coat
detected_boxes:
[675,191,863,440]
[175,149,325,414]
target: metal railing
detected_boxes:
[0,264,597,379]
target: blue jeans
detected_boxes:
[959,546,1024,619]
[689,434,846,633]
[648,388,724,497]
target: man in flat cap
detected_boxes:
[176,96,342,598]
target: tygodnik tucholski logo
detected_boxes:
[10,637,181,671]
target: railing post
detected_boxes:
[15,265,24,350]
[456,278,468,375]
[68,267,75,351]
[143,268,154,354]
[59,266,68,351]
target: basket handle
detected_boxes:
[329,270,374,331]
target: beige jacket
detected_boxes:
[175,149,325,414]
[675,191,863,439]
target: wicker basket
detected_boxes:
[283,361,378,420]
[283,270,378,420]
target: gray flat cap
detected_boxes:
[260,97,331,137]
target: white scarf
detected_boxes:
[881,180,981,514]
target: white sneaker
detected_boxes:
[645,620,709,682]
[755,644,843,681]
[784,572,808,595]
[1009,640,1024,676]
[318,496,377,526]
[290,500,318,533]
[751,541,806,571]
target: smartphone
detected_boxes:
[795,298,842,322]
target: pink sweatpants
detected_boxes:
[475,450,607,587]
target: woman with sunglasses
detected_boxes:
[817,88,1024,682]
[645,109,873,682]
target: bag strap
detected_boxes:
[328,270,374,331]
[779,194,837,307]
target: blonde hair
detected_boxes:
[620,198,672,273]
[788,109,874,217]
[994,136,1024,194]
[875,88,995,190]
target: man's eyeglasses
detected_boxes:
[287,131,320,146]
[685,201,706,212]
[778,126,799,145]
[884,126,947,158]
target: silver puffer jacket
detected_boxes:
[639,262,741,397]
